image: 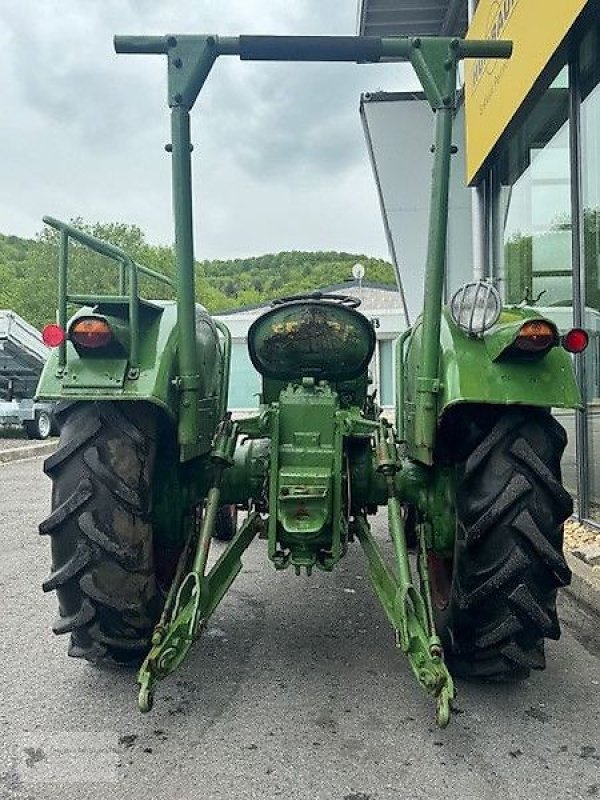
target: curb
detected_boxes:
[0,441,57,465]
[564,552,600,619]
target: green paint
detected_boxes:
[40,32,582,731]
[403,308,581,462]
[483,308,559,362]
[354,517,454,727]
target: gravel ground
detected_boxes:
[0,429,28,450]
[565,520,599,551]
[1,455,599,800]
[564,520,600,570]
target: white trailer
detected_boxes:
[0,310,56,439]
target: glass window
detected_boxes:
[379,338,394,407]
[580,22,600,521]
[497,66,572,313]
[228,340,261,410]
[493,63,577,499]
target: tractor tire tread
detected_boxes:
[78,510,145,571]
[39,401,160,665]
[38,479,93,535]
[52,598,96,635]
[43,417,102,476]
[82,446,144,511]
[42,540,94,592]
[440,407,571,681]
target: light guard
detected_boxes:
[450,282,502,336]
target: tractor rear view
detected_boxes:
[36,32,584,727]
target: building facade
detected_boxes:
[465,0,599,522]
[358,0,600,524]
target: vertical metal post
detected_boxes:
[467,0,487,280]
[490,167,505,292]
[471,182,487,280]
[394,327,412,441]
[170,105,200,447]
[127,257,139,373]
[119,261,127,295]
[568,53,588,519]
[413,98,454,464]
[58,230,68,370]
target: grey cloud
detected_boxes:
[2,3,161,149]
[0,0,409,260]
[201,62,367,180]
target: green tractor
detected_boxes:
[37,33,584,727]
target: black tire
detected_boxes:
[213,504,238,542]
[49,412,61,437]
[434,408,573,680]
[39,401,163,665]
[24,410,52,440]
[402,504,418,550]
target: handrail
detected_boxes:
[43,216,174,374]
[394,327,412,442]
[114,34,512,63]
[43,216,174,289]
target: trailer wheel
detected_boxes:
[434,408,572,680]
[39,401,171,665]
[24,410,52,440]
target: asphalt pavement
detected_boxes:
[0,455,599,800]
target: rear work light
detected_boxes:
[70,318,113,349]
[513,321,557,353]
[42,323,65,348]
[562,327,589,353]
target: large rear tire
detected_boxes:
[434,408,573,680]
[40,401,165,665]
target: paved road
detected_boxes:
[0,456,599,800]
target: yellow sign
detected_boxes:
[465,0,589,182]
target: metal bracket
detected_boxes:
[416,377,441,394]
[409,38,458,110]
[165,35,218,108]
[173,373,203,391]
[137,511,261,712]
[354,509,455,728]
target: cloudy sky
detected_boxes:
[0,1,417,261]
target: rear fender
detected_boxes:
[403,308,581,462]
[36,302,224,421]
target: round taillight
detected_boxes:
[514,321,557,353]
[70,318,113,349]
[42,323,65,348]
[562,328,589,353]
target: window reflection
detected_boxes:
[580,23,600,520]
[493,64,577,499]
[498,67,572,316]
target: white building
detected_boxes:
[215,280,405,411]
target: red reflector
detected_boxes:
[70,318,113,349]
[563,328,589,353]
[42,324,65,348]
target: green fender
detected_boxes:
[36,301,224,424]
[402,307,581,463]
